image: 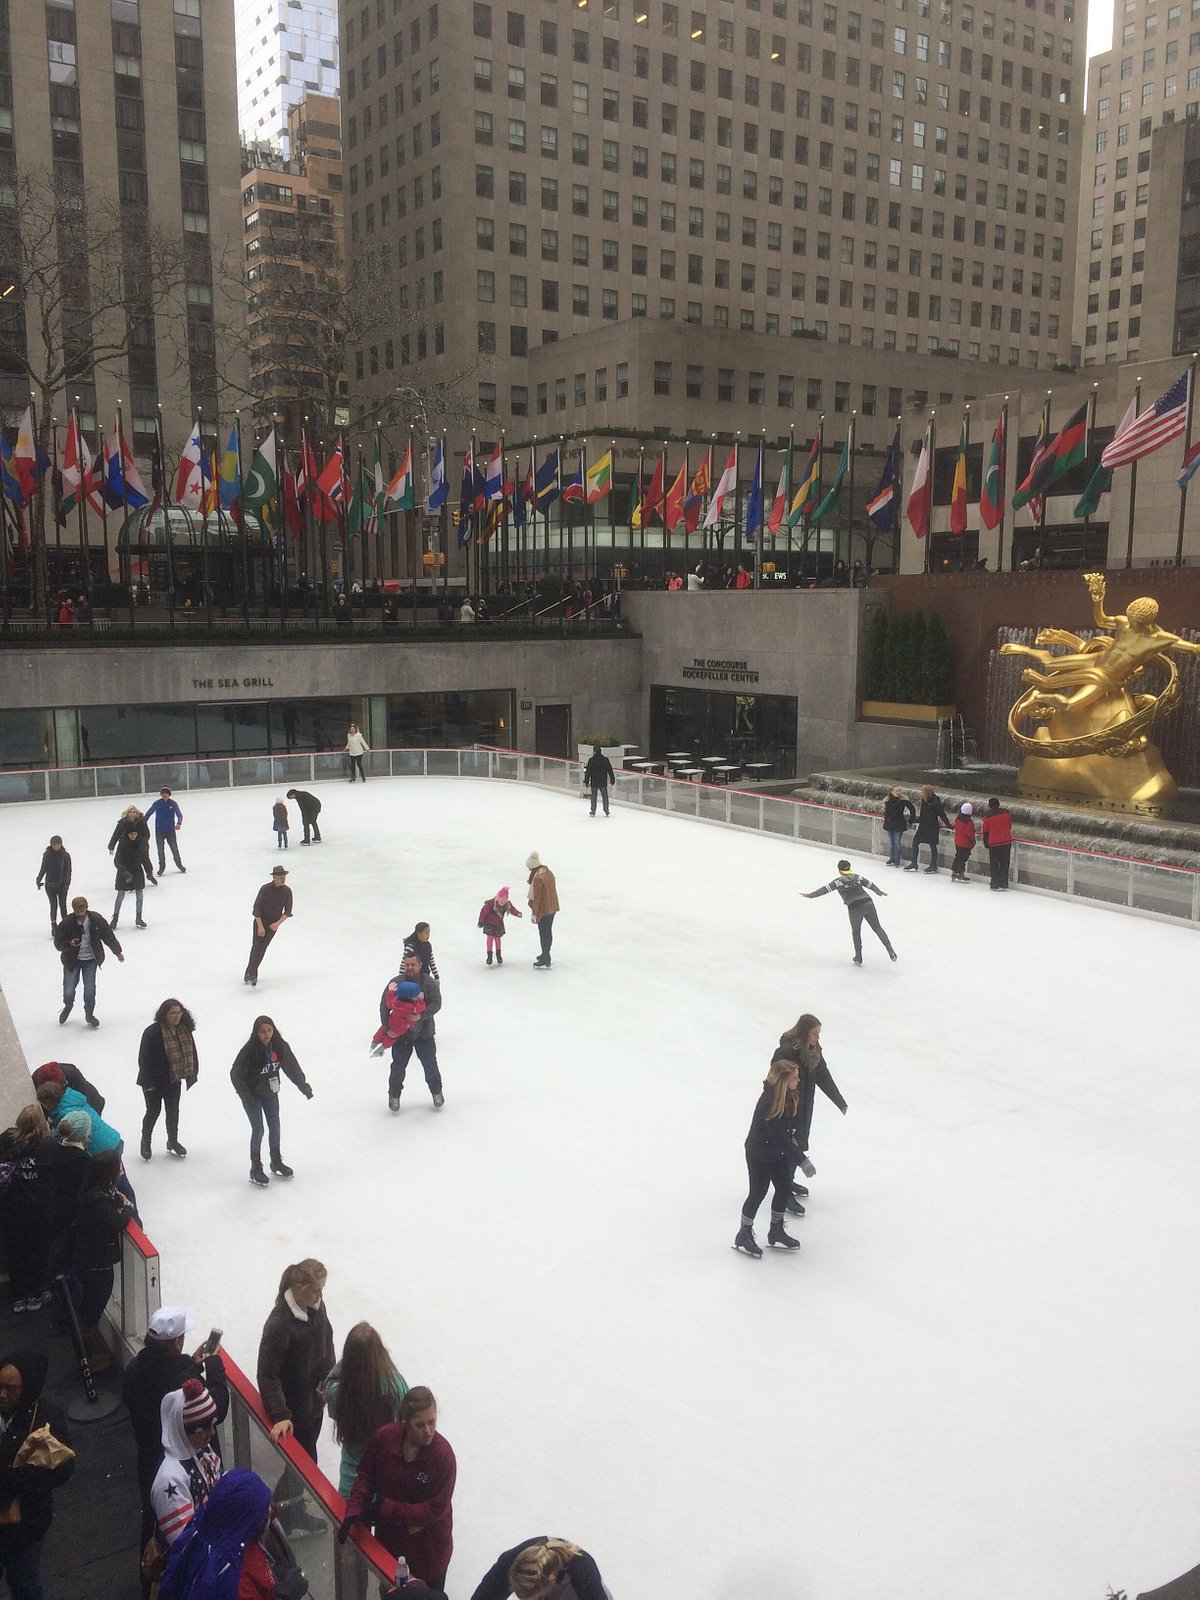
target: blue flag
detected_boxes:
[744,445,764,539]
[866,444,897,533]
[534,448,560,510]
[428,440,447,510]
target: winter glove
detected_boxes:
[337,1513,359,1545]
[301,1084,315,1100]
[798,1156,817,1179]
[364,1492,384,1528]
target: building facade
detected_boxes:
[235,0,338,153]
[1,0,244,452]
[342,0,1085,451]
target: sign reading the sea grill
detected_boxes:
[681,658,760,684]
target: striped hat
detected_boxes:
[181,1377,217,1431]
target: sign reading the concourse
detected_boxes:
[680,658,760,685]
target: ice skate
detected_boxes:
[167,1141,187,1158]
[388,1095,400,1113]
[369,1043,385,1056]
[495,950,503,964]
[486,951,493,965]
[250,1165,269,1187]
[270,1158,294,1178]
[784,1195,805,1217]
[768,1220,801,1250]
[733,1225,762,1258]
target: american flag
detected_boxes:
[1101,372,1190,469]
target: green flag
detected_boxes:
[345,466,369,538]
[811,433,850,522]
[1074,462,1111,519]
[242,427,278,533]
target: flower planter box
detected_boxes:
[577,743,627,768]
[859,701,957,725]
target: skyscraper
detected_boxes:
[235,0,339,152]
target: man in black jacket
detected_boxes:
[53,896,124,1027]
[35,835,72,934]
[244,866,293,986]
[285,787,322,844]
[381,953,443,1111]
[583,745,616,817]
[0,1349,75,1600]
[122,1306,229,1585]
[802,859,898,966]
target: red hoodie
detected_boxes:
[954,815,976,848]
[981,807,1013,846]
[346,1422,456,1583]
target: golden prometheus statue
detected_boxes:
[1000,572,1200,813]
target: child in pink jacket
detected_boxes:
[370,980,427,1055]
[478,886,523,965]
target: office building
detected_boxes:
[235,0,339,152]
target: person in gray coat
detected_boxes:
[380,953,443,1112]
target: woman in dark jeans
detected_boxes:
[137,998,199,1161]
[733,1057,804,1257]
[69,1149,132,1371]
[256,1259,334,1537]
[229,1018,313,1187]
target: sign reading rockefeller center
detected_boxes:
[680,658,760,684]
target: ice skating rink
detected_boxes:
[2,775,1198,1599]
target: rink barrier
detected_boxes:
[3,746,1198,928]
[101,1223,396,1598]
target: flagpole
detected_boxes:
[28,389,45,622]
[1173,355,1198,566]
[892,415,903,574]
[155,404,177,634]
[438,430,448,604]
[923,411,935,575]
[1121,379,1142,568]
[50,413,62,596]
[784,424,794,576]
[274,417,287,623]
[996,398,1009,573]
[844,413,856,577]
[111,403,138,630]
[1079,383,1097,544]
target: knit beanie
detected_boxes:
[33,1063,66,1088]
[181,1377,217,1431]
[496,887,509,902]
[526,852,541,871]
[56,1109,92,1145]
[960,802,974,815]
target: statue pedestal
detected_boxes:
[1018,745,1178,815]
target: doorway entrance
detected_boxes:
[535,703,571,758]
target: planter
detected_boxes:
[859,701,957,725]
[577,743,627,768]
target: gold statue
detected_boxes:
[1000,572,1200,813]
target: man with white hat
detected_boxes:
[244,865,293,987]
[123,1305,228,1577]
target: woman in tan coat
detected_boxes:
[525,852,559,969]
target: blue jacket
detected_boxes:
[54,1086,122,1155]
[145,797,183,834]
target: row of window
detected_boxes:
[1083,319,1142,345]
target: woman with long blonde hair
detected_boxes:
[470,1535,611,1600]
[734,1055,803,1257]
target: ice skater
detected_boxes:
[145,787,186,874]
[774,1012,847,1210]
[801,859,897,965]
[272,798,289,850]
[951,802,976,882]
[982,796,1013,890]
[378,954,444,1112]
[905,784,952,873]
[526,852,559,968]
[244,866,293,987]
[229,1017,314,1185]
[112,824,149,929]
[55,895,124,1027]
[734,1057,804,1256]
[35,834,72,935]
[285,787,322,844]
[470,1537,611,1600]
[402,922,440,979]
[344,723,370,782]
[583,744,616,817]
[478,887,522,965]
[108,804,157,886]
[369,980,426,1056]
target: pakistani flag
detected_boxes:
[812,428,851,523]
[243,428,278,533]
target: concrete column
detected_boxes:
[367,695,389,751]
[44,709,81,767]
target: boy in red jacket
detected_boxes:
[981,797,1014,891]
[951,803,976,883]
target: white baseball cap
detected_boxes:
[147,1306,197,1340]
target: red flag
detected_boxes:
[683,456,709,533]
[663,460,687,530]
[642,453,666,524]
[906,427,932,541]
[315,439,346,523]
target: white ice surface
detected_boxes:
[2,776,1198,1600]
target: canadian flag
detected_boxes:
[704,446,738,528]
[906,427,932,541]
[175,423,205,508]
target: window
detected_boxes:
[654,361,672,396]
[473,4,491,39]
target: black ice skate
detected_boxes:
[768,1220,801,1250]
[733,1225,763,1258]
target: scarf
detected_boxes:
[161,1024,197,1084]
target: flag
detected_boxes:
[788,432,822,527]
[385,440,415,510]
[315,438,347,508]
[562,452,585,503]
[202,447,220,516]
[346,461,369,537]
[458,448,476,545]
[866,443,898,533]
[513,454,528,526]
[242,428,279,526]
[683,456,709,533]
[13,406,38,502]
[370,434,386,532]
[979,414,1005,531]
[1179,437,1200,492]
[174,422,205,508]
[1012,403,1088,509]
[768,444,791,534]
[484,442,504,502]
[104,419,150,509]
[949,419,969,535]
[1074,397,1135,517]
[534,448,559,509]
[59,415,87,518]
[812,429,851,523]
[906,427,932,541]
[217,424,241,513]
[586,450,613,503]
[641,453,666,524]
[147,437,164,519]
[283,464,304,537]
[704,446,738,528]
[479,500,504,543]
[663,459,687,530]
[427,439,447,511]
[1102,372,1190,469]
[744,444,764,539]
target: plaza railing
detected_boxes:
[3,746,1197,928]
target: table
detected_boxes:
[743,762,774,780]
[673,768,703,781]
[712,765,742,784]
[666,751,692,762]
[700,756,726,767]
[638,761,665,775]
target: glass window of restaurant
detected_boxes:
[649,685,797,777]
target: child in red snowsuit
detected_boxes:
[478,886,523,965]
[370,980,427,1054]
[951,803,977,882]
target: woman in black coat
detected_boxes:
[69,1149,133,1370]
[138,999,199,1162]
[256,1258,334,1536]
[112,827,148,929]
[905,784,952,873]
[0,1106,56,1311]
[470,1536,609,1600]
[734,1056,804,1258]
[881,787,917,869]
[774,1013,847,1202]
[230,1018,313,1186]
[0,1348,75,1595]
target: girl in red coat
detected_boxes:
[951,802,976,883]
[340,1386,456,1591]
[478,887,523,966]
